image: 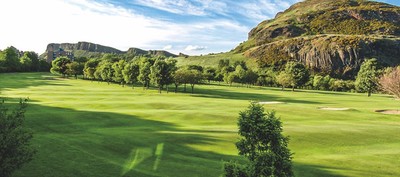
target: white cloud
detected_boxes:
[0,0,248,55]
[163,45,173,50]
[185,45,207,51]
[133,0,207,16]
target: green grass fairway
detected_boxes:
[1,73,400,177]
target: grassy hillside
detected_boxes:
[1,73,400,177]
[175,52,257,69]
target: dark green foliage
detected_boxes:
[67,62,84,79]
[50,57,72,77]
[112,60,126,85]
[0,47,20,72]
[0,99,36,177]
[355,59,380,96]
[149,59,177,93]
[281,62,310,91]
[225,103,293,177]
[138,59,152,89]
[122,62,140,88]
[83,59,99,80]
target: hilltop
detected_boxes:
[41,41,178,60]
[177,0,400,78]
[234,0,400,77]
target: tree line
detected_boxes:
[0,47,50,73]
[50,54,399,97]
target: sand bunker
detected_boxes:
[259,101,285,105]
[318,107,350,111]
[375,110,400,115]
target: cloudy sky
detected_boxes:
[0,0,399,55]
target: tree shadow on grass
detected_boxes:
[190,86,321,105]
[0,72,71,91]
[8,101,345,177]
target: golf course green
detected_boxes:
[1,72,399,177]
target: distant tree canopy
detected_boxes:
[0,47,49,73]
[0,99,36,177]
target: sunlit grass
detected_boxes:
[1,72,400,177]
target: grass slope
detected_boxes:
[175,52,257,69]
[1,73,400,177]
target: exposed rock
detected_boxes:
[236,0,400,78]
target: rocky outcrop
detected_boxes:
[236,0,400,78]
[46,42,123,54]
[247,35,400,78]
[44,42,178,58]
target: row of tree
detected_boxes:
[50,54,398,97]
[0,47,50,72]
[51,56,205,93]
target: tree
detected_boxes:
[83,59,98,80]
[25,52,39,72]
[122,62,140,89]
[379,66,400,98]
[187,69,203,94]
[0,47,20,72]
[99,62,114,84]
[283,62,309,91]
[204,67,216,83]
[112,60,126,86]
[243,70,258,87]
[355,59,380,97]
[173,68,188,92]
[276,72,292,90]
[138,59,152,89]
[19,55,32,72]
[50,57,71,77]
[0,99,36,177]
[150,59,176,93]
[224,103,293,177]
[66,62,84,79]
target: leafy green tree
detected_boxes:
[283,62,309,91]
[224,103,293,177]
[112,60,126,86]
[355,59,380,97]
[50,57,71,77]
[224,72,238,86]
[66,62,84,79]
[0,99,36,177]
[83,59,99,80]
[122,62,140,89]
[100,62,114,84]
[138,59,152,89]
[235,65,247,84]
[276,72,292,90]
[0,47,20,72]
[203,67,216,83]
[243,70,258,87]
[24,52,39,72]
[19,55,32,72]
[173,68,188,92]
[187,69,203,93]
[150,59,176,93]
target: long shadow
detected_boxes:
[7,102,342,177]
[190,86,321,105]
[0,72,71,90]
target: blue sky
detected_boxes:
[0,0,398,55]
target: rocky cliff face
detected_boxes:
[236,0,400,77]
[44,42,177,58]
[46,42,123,54]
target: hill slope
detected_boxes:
[42,42,178,59]
[235,0,400,77]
